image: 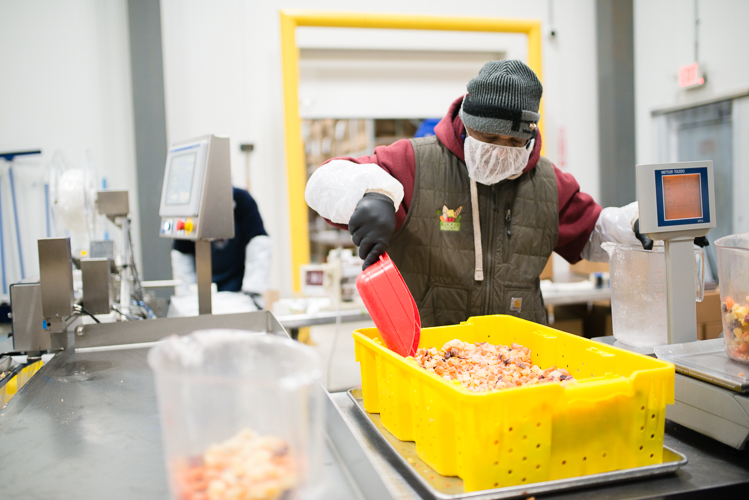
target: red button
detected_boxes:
[176,219,185,231]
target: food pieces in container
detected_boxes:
[722,295,749,363]
[412,339,575,392]
[174,428,296,500]
[149,332,323,499]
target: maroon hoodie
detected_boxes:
[324,96,602,264]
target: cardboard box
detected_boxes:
[547,287,720,341]
[696,288,721,322]
[700,321,723,340]
[552,303,612,338]
[550,318,584,336]
[696,288,722,340]
[570,259,609,276]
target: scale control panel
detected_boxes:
[160,216,201,239]
[158,134,233,241]
[636,161,716,238]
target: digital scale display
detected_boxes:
[663,174,702,221]
[654,167,711,227]
[165,152,197,205]
[159,135,233,242]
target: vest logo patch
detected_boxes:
[437,205,462,231]
[510,297,523,312]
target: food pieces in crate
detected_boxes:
[174,429,296,500]
[722,296,749,362]
[412,339,575,392]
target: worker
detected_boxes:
[171,187,271,307]
[305,60,653,328]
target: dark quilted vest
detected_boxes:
[388,136,558,328]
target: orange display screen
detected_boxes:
[663,174,702,220]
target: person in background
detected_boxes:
[305,60,651,328]
[414,118,441,138]
[171,187,271,308]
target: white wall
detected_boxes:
[298,47,506,119]
[634,0,749,164]
[0,0,140,287]
[160,0,600,297]
[296,29,521,119]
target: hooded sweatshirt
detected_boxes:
[324,96,602,264]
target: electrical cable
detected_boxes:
[127,221,145,302]
[74,304,101,324]
[135,299,156,319]
[111,304,142,321]
[132,299,155,319]
[64,312,82,328]
[130,301,147,319]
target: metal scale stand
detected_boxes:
[631,161,749,449]
[158,134,234,315]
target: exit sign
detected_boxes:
[679,62,705,88]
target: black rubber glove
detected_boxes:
[694,236,710,248]
[633,219,654,250]
[349,193,396,269]
[633,218,711,249]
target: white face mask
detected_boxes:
[464,135,533,185]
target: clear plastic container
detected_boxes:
[602,243,704,347]
[715,233,749,365]
[148,330,323,500]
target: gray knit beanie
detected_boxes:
[459,60,542,140]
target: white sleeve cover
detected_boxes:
[242,235,272,294]
[305,160,405,224]
[581,201,642,262]
[170,249,196,297]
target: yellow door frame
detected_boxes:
[280,10,543,291]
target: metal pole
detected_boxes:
[44,183,51,237]
[8,167,25,279]
[0,177,6,294]
[665,237,698,344]
[195,240,212,315]
[120,217,131,315]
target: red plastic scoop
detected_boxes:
[356,253,421,357]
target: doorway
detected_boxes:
[280,11,543,290]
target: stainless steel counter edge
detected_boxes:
[75,310,287,348]
[329,391,427,499]
[324,389,407,499]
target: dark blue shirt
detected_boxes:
[173,188,268,292]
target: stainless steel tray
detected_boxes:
[347,388,687,500]
[654,338,749,393]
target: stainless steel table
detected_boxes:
[1,344,747,499]
[0,346,388,500]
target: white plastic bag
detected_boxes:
[170,249,196,297]
[305,160,404,224]
[242,235,271,295]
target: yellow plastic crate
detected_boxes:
[0,360,43,408]
[354,315,675,492]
